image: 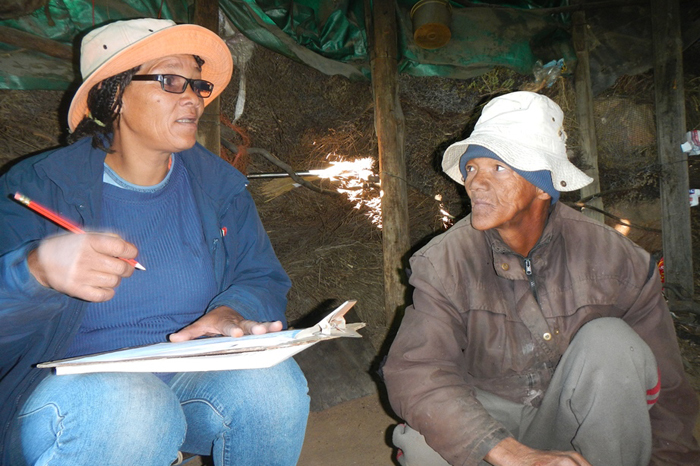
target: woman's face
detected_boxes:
[117,54,205,156]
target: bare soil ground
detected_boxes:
[2,39,700,466]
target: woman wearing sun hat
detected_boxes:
[0,18,309,466]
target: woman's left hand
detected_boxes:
[168,306,283,342]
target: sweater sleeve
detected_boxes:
[383,253,511,466]
[206,187,291,326]
[623,263,700,465]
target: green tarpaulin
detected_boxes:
[0,0,572,90]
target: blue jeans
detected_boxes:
[8,358,309,466]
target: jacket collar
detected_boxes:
[177,142,248,205]
[30,138,106,226]
[484,204,561,281]
[485,203,559,258]
[33,137,106,200]
[32,138,249,210]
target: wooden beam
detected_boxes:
[572,2,604,223]
[194,0,222,156]
[651,0,693,300]
[366,0,410,326]
[0,25,72,61]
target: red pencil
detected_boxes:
[14,192,146,271]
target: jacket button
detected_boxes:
[543,332,552,341]
[501,263,509,271]
[560,181,567,187]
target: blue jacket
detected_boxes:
[0,138,291,461]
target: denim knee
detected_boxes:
[173,358,309,465]
[174,357,309,426]
[13,372,186,466]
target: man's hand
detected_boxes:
[28,232,137,302]
[168,306,283,342]
[485,437,592,466]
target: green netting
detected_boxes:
[0,0,191,89]
[0,0,572,89]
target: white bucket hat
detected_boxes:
[68,18,233,131]
[442,91,593,192]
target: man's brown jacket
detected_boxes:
[384,203,699,465]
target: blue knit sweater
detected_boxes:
[65,156,218,358]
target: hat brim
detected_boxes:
[442,136,593,192]
[68,24,233,131]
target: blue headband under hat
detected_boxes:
[458,145,560,204]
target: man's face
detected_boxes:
[463,157,549,233]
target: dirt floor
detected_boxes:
[3,35,700,466]
[298,392,399,466]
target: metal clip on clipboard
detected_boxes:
[295,300,364,339]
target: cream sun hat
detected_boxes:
[442,91,593,192]
[68,18,234,132]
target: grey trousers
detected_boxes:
[393,318,658,466]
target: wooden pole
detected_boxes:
[0,26,73,61]
[194,0,222,156]
[367,0,410,326]
[651,0,693,300]
[572,1,604,223]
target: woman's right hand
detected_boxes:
[27,233,138,302]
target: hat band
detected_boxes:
[458,145,560,204]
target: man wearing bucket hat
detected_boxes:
[383,91,700,466]
[0,18,309,466]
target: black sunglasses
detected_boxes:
[131,74,214,98]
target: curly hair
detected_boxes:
[68,55,206,152]
[67,65,140,152]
